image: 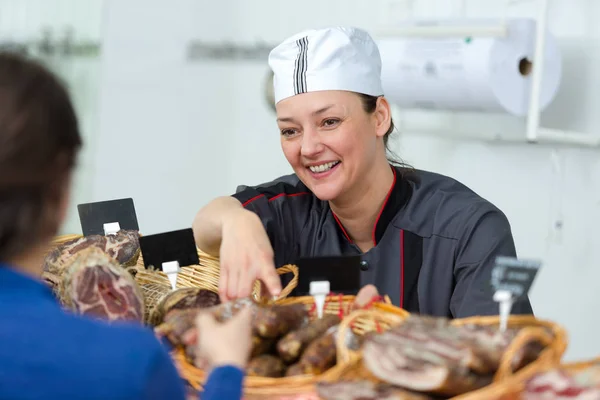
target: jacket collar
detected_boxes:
[332,165,413,246]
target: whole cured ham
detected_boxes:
[43,230,140,292]
[59,247,145,323]
[362,315,546,397]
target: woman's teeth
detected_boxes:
[309,161,339,173]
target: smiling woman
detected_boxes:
[192,26,533,320]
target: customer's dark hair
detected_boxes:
[0,52,82,262]
[357,93,411,169]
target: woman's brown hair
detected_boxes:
[0,52,82,262]
[358,93,411,169]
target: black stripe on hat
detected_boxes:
[294,37,308,95]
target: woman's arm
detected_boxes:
[192,196,281,300]
[191,196,247,257]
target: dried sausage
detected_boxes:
[253,303,308,339]
[277,314,340,363]
[295,331,337,375]
[247,355,286,378]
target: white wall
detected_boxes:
[6,0,599,361]
[0,0,105,233]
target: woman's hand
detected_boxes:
[195,307,254,369]
[219,208,282,302]
[353,284,380,308]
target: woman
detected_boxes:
[0,52,248,400]
[192,26,533,318]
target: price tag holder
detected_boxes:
[292,255,362,296]
[490,256,542,331]
[78,198,139,236]
[138,228,199,290]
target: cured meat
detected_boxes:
[277,314,341,363]
[316,381,435,400]
[247,355,286,378]
[59,247,144,323]
[43,230,140,292]
[148,287,220,326]
[250,335,276,358]
[290,330,338,375]
[155,298,258,347]
[253,303,308,338]
[362,315,546,396]
[155,308,200,347]
[522,364,600,399]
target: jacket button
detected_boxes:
[360,260,369,271]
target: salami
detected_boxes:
[155,308,200,347]
[277,314,340,363]
[247,355,286,378]
[250,335,275,358]
[293,331,338,375]
[59,247,144,323]
[148,287,220,326]
[253,303,308,338]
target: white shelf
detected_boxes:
[374,0,600,148]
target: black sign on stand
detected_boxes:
[138,228,199,272]
[490,256,542,300]
[78,198,139,236]
[292,255,362,296]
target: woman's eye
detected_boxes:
[322,118,340,127]
[280,129,296,137]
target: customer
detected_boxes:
[0,52,247,400]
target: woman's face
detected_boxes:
[276,90,390,201]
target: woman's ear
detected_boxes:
[373,96,392,138]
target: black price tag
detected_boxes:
[138,228,199,271]
[292,255,362,296]
[77,198,139,236]
[490,256,542,300]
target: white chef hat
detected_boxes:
[268,26,384,104]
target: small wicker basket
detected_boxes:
[174,295,409,397]
[320,313,568,400]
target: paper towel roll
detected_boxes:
[378,18,562,116]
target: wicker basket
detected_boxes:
[320,313,568,400]
[174,294,409,397]
[49,234,299,302]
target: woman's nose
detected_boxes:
[300,128,324,157]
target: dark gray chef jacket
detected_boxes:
[231,166,533,318]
